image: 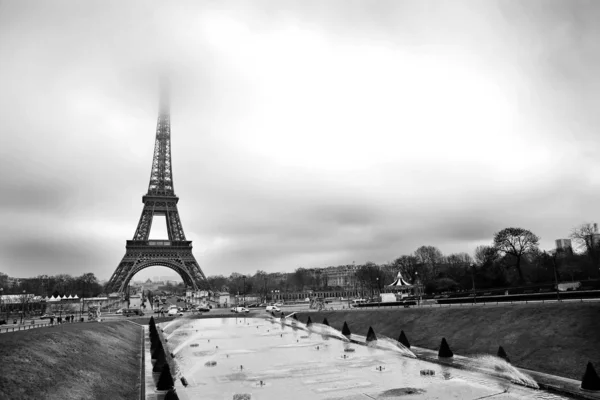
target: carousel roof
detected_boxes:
[387,271,413,287]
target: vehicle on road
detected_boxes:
[350,299,367,308]
[196,305,211,312]
[115,309,123,314]
[40,314,56,319]
[231,307,250,313]
[167,308,183,316]
[265,305,280,312]
[122,308,144,317]
[273,303,283,307]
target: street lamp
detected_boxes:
[21,290,26,324]
[263,276,268,304]
[415,272,421,307]
[242,276,246,307]
[470,263,477,305]
[376,277,380,307]
[545,250,561,302]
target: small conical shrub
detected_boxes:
[581,362,600,391]
[156,363,174,390]
[399,330,410,349]
[293,313,298,321]
[150,335,159,352]
[341,321,351,336]
[149,316,156,328]
[152,341,164,360]
[322,318,329,326]
[164,388,179,400]
[438,338,453,358]
[153,349,167,373]
[149,326,157,340]
[271,311,275,317]
[366,326,377,342]
[306,316,312,326]
[497,346,509,363]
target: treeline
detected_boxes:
[2,224,599,298]
[205,224,600,296]
[0,272,103,297]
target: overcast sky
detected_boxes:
[1,0,600,281]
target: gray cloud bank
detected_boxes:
[1,0,599,279]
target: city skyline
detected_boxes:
[1,1,600,280]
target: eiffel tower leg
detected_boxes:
[180,253,209,290]
[106,252,138,294]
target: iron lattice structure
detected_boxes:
[105,80,209,293]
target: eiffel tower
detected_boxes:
[106,79,209,293]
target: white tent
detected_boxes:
[73,294,79,299]
[67,294,73,299]
[49,295,60,302]
[387,271,413,288]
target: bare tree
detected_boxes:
[414,245,445,281]
[447,252,473,267]
[570,223,600,270]
[493,227,540,283]
[473,245,498,267]
[391,255,419,283]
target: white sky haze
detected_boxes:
[1,0,599,280]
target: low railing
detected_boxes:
[0,320,79,334]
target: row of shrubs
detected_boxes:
[149,316,179,400]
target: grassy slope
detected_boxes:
[0,321,141,400]
[297,302,600,380]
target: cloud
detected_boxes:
[1,0,600,280]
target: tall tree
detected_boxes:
[391,255,419,283]
[474,245,498,267]
[414,245,445,281]
[570,222,600,277]
[493,227,540,283]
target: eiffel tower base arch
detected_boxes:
[106,241,209,294]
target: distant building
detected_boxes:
[555,239,572,253]
[322,265,359,289]
[6,277,21,288]
[585,223,600,248]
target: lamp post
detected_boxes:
[546,250,561,302]
[470,263,476,305]
[376,277,380,307]
[263,276,268,304]
[242,276,246,307]
[415,272,420,307]
[0,288,3,319]
[21,290,26,324]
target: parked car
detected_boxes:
[167,308,183,316]
[40,314,56,319]
[231,307,250,313]
[265,305,280,312]
[115,309,123,314]
[123,309,144,317]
